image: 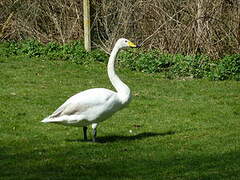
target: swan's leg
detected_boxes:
[83,126,88,141]
[92,123,98,142]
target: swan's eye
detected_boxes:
[125,40,128,43]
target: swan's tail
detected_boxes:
[41,115,85,126]
[41,117,61,123]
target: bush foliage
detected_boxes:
[1,0,240,58]
[1,40,108,65]
[1,40,239,81]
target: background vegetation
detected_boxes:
[1,0,240,58]
[1,40,240,80]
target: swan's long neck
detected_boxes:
[108,45,131,104]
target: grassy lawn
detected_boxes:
[0,56,240,180]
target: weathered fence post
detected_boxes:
[83,0,91,52]
[196,0,203,47]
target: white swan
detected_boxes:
[41,38,138,142]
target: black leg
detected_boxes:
[83,126,88,141]
[92,128,97,142]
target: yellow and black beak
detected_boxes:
[128,41,140,48]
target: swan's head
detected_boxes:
[116,38,138,49]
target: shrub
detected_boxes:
[4,40,95,64]
[167,55,214,79]
[1,40,240,81]
[212,55,240,81]
[119,50,173,73]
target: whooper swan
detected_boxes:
[41,38,138,142]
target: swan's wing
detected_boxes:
[49,101,69,118]
[43,88,117,120]
[50,101,90,118]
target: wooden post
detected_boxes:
[83,0,91,52]
[196,0,204,52]
[237,0,240,49]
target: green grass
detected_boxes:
[0,56,240,180]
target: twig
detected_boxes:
[138,8,186,47]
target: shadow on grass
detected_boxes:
[66,131,175,143]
